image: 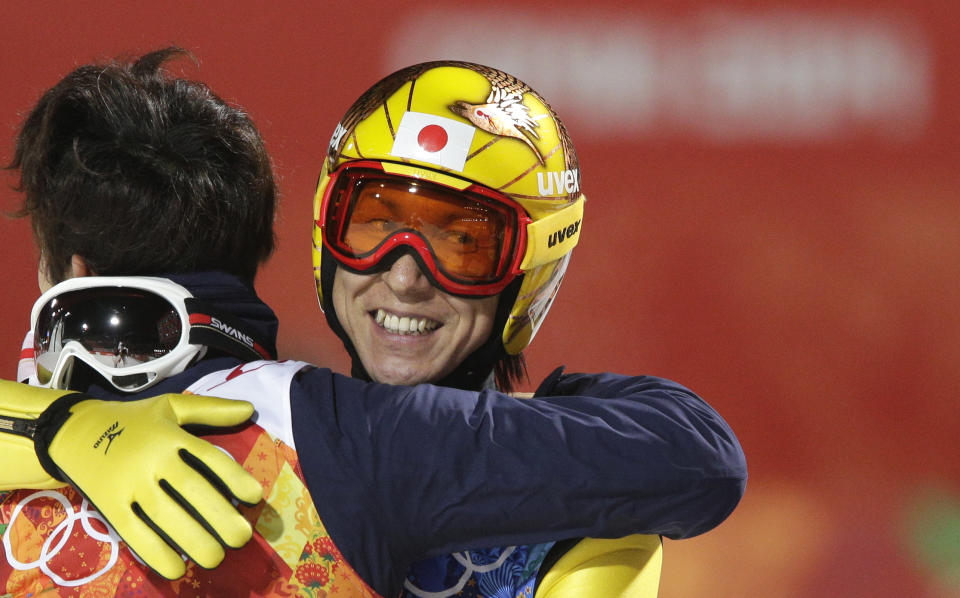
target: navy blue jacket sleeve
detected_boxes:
[289,366,746,597]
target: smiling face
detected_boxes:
[332,255,499,386]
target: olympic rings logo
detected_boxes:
[2,490,121,587]
[403,546,517,598]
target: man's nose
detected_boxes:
[382,254,435,300]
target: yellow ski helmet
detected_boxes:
[312,61,584,355]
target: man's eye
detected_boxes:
[440,230,477,250]
[366,218,399,232]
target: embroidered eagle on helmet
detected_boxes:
[449,83,545,166]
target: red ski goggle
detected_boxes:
[318,161,531,296]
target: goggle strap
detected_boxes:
[520,196,586,271]
[185,298,276,362]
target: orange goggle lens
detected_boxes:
[320,162,529,296]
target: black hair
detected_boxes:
[8,47,276,284]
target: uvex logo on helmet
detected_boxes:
[537,169,580,196]
[548,219,582,248]
[329,122,348,154]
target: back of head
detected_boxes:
[10,47,277,285]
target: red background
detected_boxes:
[2,2,958,596]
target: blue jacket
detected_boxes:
[84,271,747,597]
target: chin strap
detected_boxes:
[434,275,523,391]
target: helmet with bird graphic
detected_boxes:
[312,61,585,358]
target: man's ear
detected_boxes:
[69,254,95,278]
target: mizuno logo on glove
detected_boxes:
[93,421,124,454]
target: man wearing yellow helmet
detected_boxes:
[314,62,585,392]
[311,61,746,597]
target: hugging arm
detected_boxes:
[289,368,746,593]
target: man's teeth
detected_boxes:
[374,309,440,335]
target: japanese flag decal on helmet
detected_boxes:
[313,61,585,354]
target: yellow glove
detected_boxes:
[0,380,74,489]
[535,535,663,598]
[0,380,264,579]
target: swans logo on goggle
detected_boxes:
[209,317,254,349]
[189,314,260,353]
